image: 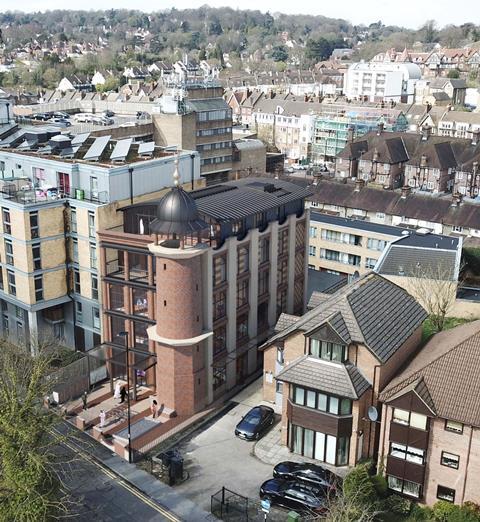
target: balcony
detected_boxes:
[386,455,426,485]
[389,421,430,450]
[287,400,353,438]
[0,185,109,206]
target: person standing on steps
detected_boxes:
[120,386,127,404]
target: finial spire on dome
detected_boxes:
[173,154,180,187]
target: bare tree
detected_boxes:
[406,261,459,333]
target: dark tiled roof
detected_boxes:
[309,179,480,230]
[347,276,428,362]
[264,273,427,363]
[307,268,348,299]
[277,356,371,399]
[307,291,331,310]
[274,313,300,333]
[380,320,480,426]
[310,212,408,236]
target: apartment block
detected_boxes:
[379,321,480,506]
[0,125,201,351]
[308,212,407,278]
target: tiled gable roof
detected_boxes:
[380,321,480,426]
[277,355,371,399]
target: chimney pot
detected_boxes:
[401,186,412,198]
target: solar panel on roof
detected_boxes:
[83,135,111,161]
[71,132,90,146]
[138,141,155,156]
[110,138,133,162]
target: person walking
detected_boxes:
[120,386,127,404]
[99,409,106,428]
[82,391,88,410]
[150,399,158,419]
[113,380,121,400]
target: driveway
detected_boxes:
[174,379,279,512]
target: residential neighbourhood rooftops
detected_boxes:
[277,355,371,399]
[380,320,480,427]
[263,273,427,363]
[310,211,408,236]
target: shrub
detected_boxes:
[371,474,388,498]
[343,463,376,506]
[382,494,412,515]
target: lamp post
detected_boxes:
[119,331,132,463]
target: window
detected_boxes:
[132,287,148,316]
[76,301,83,323]
[34,275,43,301]
[88,211,95,238]
[213,366,226,390]
[437,485,455,503]
[258,237,269,264]
[309,226,317,238]
[7,269,15,295]
[445,419,463,434]
[213,255,226,286]
[58,172,70,194]
[91,275,98,300]
[308,245,317,256]
[291,424,349,466]
[73,269,81,293]
[387,476,421,498]
[278,228,288,256]
[292,385,351,416]
[309,339,346,362]
[277,258,288,286]
[70,208,77,233]
[236,313,248,341]
[90,177,98,199]
[2,314,8,335]
[32,243,41,270]
[376,212,386,220]
[441,451,459,469]
[237,246,249,274]
[365,257,377,269]
[92,308,100,330]
[237,279,249,308]
[4,239,13,266]
[389,443,425,465]
[72,238,78,262]
[15,306,23,319]
[54,323,65,340]
[2,208,11,234]
[258,269,269,296]
[213,290,226,321]
[367,238,387,251]
[30,211,39,239]
[393,408,427,430]
[213,325,226,356]
[90,244,97,269]
[277,347,284,364]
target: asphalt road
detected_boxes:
[55,437,176,521]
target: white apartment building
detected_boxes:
[344,62,422,104]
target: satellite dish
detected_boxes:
[367,406,379,422]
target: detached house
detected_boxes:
[261,273,427,468]
[378,320,480,506]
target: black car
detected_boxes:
[273,461,339,491]
[259,478,327,514]
[234,405,274,441]
[102,109,115,117]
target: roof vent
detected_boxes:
[398,265,405,276]
[263,183,275,193]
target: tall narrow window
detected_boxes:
[92,308,100,330]
[73,269,81,293]
[34,275,43,301]
[91,275,98,300]
[4,239,13,266]
[32,243,41,270]
[88,211,95,238]
[30,211,39,238]
[72,238,78,262]
[90,244,97,269]
[70,208,77,233]
[2,207,11,234]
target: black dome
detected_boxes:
[150,186,208,236]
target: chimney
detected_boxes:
[312,171,322,186]
[377,122,385,135]
[401,186,411,198]
[347,126,355,143]
[472,130,480,147]
[421,124,431,141]
[354,179,365,192]
[451,192,463,207]
[420,154,428,167]
[373,148,380,161]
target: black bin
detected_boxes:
[169,456,184,483]
[160,450,176,467]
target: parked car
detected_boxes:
[51,118,72,127]
[273,461,339,491]
[119,121,136,128]
[102,109,115,117]
[74,113,94,123]
[52,111,70,119]
[101,116,114,125]
[31,112,52,121]
[259,478,328,514]
[136,111,149,119]
[234,405,274,441]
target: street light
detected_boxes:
[118,331,132,463]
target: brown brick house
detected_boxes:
[378,320,480,505]
[261,273,427,468]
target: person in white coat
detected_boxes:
[113,381,121,399]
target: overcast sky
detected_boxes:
[2,0,478,30]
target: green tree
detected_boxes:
[448,69,460,79]
[96,75,120,92]
[0,340,73,520]
[271,45,288,62]
[42,68,60,89]
[306,37,334,62]
[420,19,438,43]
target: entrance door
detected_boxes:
[236,352,248,385]
[275,381,283,409]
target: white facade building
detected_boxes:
[344,62,422,103]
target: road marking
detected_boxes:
[51,428,181,522]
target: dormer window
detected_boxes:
[309,339,346,363]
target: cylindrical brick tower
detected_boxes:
[147,168,212,418]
